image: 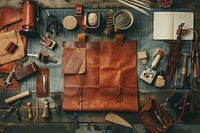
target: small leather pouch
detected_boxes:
[0,30,25,65]
[137,99,173,133]
[36,68,50,97]
[13,62,38,81]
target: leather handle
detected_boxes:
[78,34,86,47]
[116,34,124,46]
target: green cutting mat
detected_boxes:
[21,8,192,93]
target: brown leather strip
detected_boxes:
[13,62,38,81]
[116,34,124,46]
[5,42,19,54]
[36,68,50,98]
[78,34,86,46]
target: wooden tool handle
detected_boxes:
[41,99,50,118]
[5,90,31,104]
[27,102,33,120]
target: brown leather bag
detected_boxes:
[62,34,138,112]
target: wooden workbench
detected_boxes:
[0,0,200,133]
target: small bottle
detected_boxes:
[155,70,166,88]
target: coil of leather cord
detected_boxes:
[46,14,63,35]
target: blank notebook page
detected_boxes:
[154,12,194,40]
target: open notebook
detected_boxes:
[154,12,194,40]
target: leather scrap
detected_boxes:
[0,30,25,65]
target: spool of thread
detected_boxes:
[5,90,31,104]
[63,16,77,30]
[155,70,166,88]
[19,0,37,37]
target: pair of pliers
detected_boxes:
[2,100,21,121]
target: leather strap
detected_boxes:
[116,34,124,46]
[166,40,181,82]
[5,42,18,54]
[14,62,38,81]
[76,5,83,17]
[78,34,86,46]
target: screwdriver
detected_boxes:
[28,53,57,63]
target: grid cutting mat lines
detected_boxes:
[21,8,192,92]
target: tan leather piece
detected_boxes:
[0,31,25,65]
[63,40,138,111]
[62,42,86,74]
[64,42,100,87]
